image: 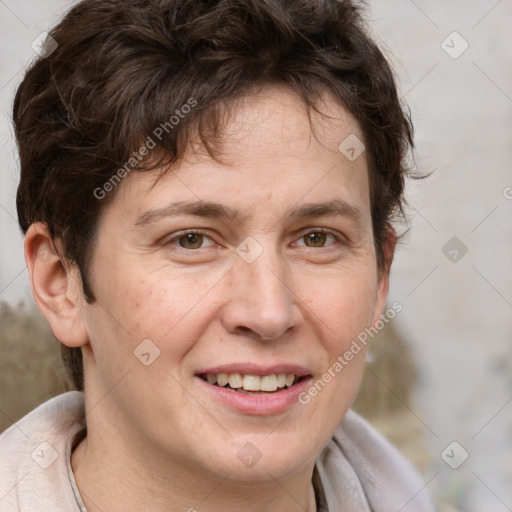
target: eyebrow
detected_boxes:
[134,198,365,227]
[135,201,239,226]
[290,199,365,226]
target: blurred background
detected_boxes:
[1,1,511,511]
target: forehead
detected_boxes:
[188,86,365,168]
[106,86,370,225]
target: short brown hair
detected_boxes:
[14,0,414,391]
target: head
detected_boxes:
[16,0,413,485]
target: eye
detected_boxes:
[296,230,338,248]
[168,231,217,250]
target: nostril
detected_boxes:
[235,326,254,336]
[220,297,303,341]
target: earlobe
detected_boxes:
[24,222,89,348]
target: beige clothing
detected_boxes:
[0,392,436,511]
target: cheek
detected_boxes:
[302,268,378,350]
[87,263,225,363]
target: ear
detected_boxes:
[24,222,89,348]
[372,228,397,324]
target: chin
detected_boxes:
[209,433,318,482]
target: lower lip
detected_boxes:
[195,376,312,415]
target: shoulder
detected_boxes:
[315,409,437,512]
[0,392,85,512]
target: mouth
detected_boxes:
[197,372,308,395]
[195,365,313,415]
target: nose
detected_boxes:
[221,247,304,341]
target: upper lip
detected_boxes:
[196,363,311,377]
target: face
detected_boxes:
[77,86,390,483]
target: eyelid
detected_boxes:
[163,229,219,248]
[292,227,345,244]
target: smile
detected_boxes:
[199,372,302,394]
[195,364,312,414]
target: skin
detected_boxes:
[25,86,394,512]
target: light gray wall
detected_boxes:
[1,0,76,305]
[368,2,512,510]
[1,1,511,510]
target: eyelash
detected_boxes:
[164,228,343,250]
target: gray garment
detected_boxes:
[0,392,436,512]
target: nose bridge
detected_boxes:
[245,249,289,304]
[224,239,302,339]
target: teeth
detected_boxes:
[228,373,243,389]
[217,373,229,387]
[203,372,299,392]
[243,374,261,391]
[261,374,278,391]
